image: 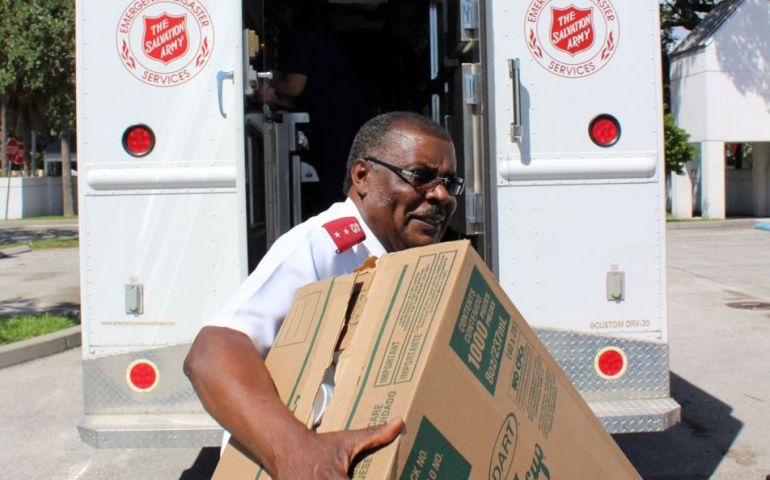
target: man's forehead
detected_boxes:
[380,126,454,158]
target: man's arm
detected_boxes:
[260,73,307,103]
[184,325,403,479]
[273,73,308,98]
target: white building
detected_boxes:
[42,133,77,176]
[670,0,770,218]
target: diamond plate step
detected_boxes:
[590,397,681,433]
[78,413,224,448]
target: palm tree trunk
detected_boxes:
[21,117,31,177]
[1,96,7,175]
[61,129,74,216]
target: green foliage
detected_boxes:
[0,314,77,345]
[0,237,79,250]
[660,1,721,51]
[659,1,724,106]
[0,0,75,135]
[664,113,696,175]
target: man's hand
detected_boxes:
[184,326,404,479]
[271,419,405,479]
[259,84,278,103]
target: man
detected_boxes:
[184,111,464,479]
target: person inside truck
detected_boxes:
[184,111,464,478]
[260,0,370,215]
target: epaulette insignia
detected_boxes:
[322,217,366,253]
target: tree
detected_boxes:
[660,1,721,47]
[27,0,78,214]
[0,0,76,213]
[659,1,723,108]
[664,113,697,175]
[658,2,723,181]
[0,0,13,174]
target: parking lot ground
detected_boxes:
[1,219,769,479]
[615,219,770,480]
[0,217,79,317]
[0,346,217,480]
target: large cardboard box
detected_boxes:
[214,240,640,479]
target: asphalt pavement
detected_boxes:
[0,218,79,317]
[616,219,770,480]
[1,218,770,479]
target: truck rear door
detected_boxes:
[77,0,246,357]
[487,0,666,342]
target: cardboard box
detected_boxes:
[214,240,640,479]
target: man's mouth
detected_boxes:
[410,212,445,226]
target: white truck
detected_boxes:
[76,0,679,447]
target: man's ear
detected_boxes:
[350,158,371,195]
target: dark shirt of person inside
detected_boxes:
[266,0,370,216]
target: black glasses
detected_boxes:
[364,156,465,196]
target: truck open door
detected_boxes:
[76,0,247,446]
[484,0,680,432]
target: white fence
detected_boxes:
[0,177,77,220]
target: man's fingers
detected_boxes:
[346,417,405,459]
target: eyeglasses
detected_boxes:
[364,156,465,196]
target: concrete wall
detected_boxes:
[671,0,770,144]
[752,142,770,216]
[0,177,77,220]
[669,0,770,218]
[670,51,709,142]
[726,169,754,216]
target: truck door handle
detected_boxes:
[217,70,235,118]
[508,58,523,142]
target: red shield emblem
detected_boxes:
[142,13,188,64]
[550,5,594,56]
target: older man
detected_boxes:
[184,111,464,479]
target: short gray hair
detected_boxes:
[342,111,453,194]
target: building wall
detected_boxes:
[0,177,77,220]
[669,0,770,217]
[671,0,770,143]
[726,169,754,215]
[670,51,709,141]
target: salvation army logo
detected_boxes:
[525,0,619,78]
[143,13,188,64]
[551,6,593,55]
[116,0,214,87]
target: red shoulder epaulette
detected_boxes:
[322,216,366,253]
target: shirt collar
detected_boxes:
[345,197,387,257]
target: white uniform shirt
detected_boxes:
[208,198,386,356]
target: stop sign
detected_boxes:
[6,138,24,165]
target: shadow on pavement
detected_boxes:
[179,447,219,479]
[0,227,78,245]
[614,373,743,480]
[0,298,80,317]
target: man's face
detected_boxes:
[361,125,458,252]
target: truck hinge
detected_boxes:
[461,0,479,35]
[463,69,481,106]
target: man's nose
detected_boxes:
[426,181,455,209]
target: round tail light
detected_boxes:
[127,359,159,392]
[595,347,627,380]
[589,114,621,147]
[122,124,155,157]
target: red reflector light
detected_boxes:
[589,114,620,147]
[127,360,159,391]
[122,124,155,157]
[595,347,627,379]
